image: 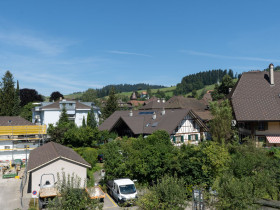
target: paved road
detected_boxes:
[0,176,22,210]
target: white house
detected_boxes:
[0,116,47,162]
[32,99,101,127]
[27,141,91,193]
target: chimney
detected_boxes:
[161,108,165,115]
[162,98,166,103]
[157,99,160,103]
[59,97,62,101]
[152,112,156,120]
[269,63,274,85]
[129,110,133,117]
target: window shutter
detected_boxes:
[181,135,184,143]
[195,134,198,140]
[172,136,176,143]
[188,135,191,140]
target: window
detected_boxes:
[257,122,268,131]
[4,146,10,149]
[172,136,184,143]
[188,134,199,141]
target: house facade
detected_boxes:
[27,142,91,193]
[32,99,101,127]
[230,64,280,147]
[0,116,47,162]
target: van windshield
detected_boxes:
[119,184,136,194]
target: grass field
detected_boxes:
[64,86,176,99]
[63,78,237,100]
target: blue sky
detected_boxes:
[1,1,280,96]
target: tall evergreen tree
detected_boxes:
[58,106,69,125]
[82,116,86,127]
[87,107,97,128]
[102,87,118,119]
[0,71,16,116]
[12,80,21,116]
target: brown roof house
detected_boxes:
[27,142,91,193]
[99,109,211,146]
[229,63,280,147]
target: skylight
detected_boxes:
[139,112,154,115]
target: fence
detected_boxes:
[20,165,28,208]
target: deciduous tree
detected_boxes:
[20,88,43,107]
[209,100,236,146]
[49,91,64,102]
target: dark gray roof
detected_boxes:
[0,116,34,126]
[230,71,280,121]
[27,142,91,172]
[40,100,94,110]
[139,97,165,110]
[165,96,206,111]
[99,109,208,135]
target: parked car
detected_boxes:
[107,178,137,204]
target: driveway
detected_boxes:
[0,176,22,210]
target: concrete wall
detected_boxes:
[30,158,88,193]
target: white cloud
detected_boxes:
[0,31,72,56]
[107,50,152,57]
[181,50,280,63]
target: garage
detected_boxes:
[27,141,91,193]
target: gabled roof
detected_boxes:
[27,142,91,172]
[139,97,166,110]
[99,109,208,135]
[165,96,206,111]
[230,71,280,121]
[0,116,34,126]
[42,101,91,110]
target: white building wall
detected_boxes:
[75,110,89,127]
[30,158,88,193]
[43,110,60,126]
[0,140,39,162]
[171,114,203,146]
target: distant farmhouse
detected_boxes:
[229,64,280,147]
[99,96,212,145]
[32,99,101,127]
[0,116,47,162]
